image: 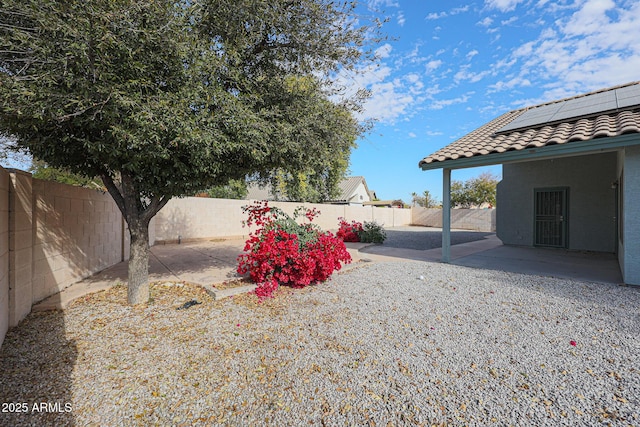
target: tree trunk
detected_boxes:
[100,172,169,306]
[127,219,150,305]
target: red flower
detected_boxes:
[570,340,577,347]
[237,202,351,299]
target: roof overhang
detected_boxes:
[420,133,640,171]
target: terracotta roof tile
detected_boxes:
[420,82,640,167]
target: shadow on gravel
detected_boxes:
[0,311,76,426]
[381,229,493,251]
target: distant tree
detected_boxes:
[0,0,379,304]
[450,172,498,208]
[450,181,473,209]
[411,190,440,208]
[30,160,103,189]
[468,172,498,207]
[205,179,248,200]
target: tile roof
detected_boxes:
[419,82,640,168]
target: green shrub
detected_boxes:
[358,221,386,243]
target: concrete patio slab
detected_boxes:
[453,244,623,285]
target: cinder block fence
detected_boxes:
[0,167,128,348]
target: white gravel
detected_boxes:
[1,261,639,426]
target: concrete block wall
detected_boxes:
[31,179,125,303]
[153,197,412,243]
[0,169,127,349]
[411,207,496,232]
[0,168,9,346]
[8,170,33,328]
[154,197,248,243]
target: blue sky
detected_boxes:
[348,0,640,203]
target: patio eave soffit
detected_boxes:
[419,133,640,171]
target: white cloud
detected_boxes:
[478,17,494,27]
[563,0,616,37]
[451,6,470,14]
[375,43,393,59]
[478,0,640,106]
[489,76,532,92]
[428,94,471,110]
[425,130,444,137]
[367,0,400,9]
[360,81,415,122]
[484,0,525,12]
[426,5,470,20]
[501,16,518,25]
[426,60,443,72]
[397,11,406,26]
[466,50,479,60]
[340,61,428,124]
[426,11,447,20]
[408,132,417,138]
[454,65,491,83]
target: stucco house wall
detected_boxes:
[497,152,617,253]
[620,145,640,285]
[347,181,370,205]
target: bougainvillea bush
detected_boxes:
[336,217,363,242]
[237,202,351,299]
[337,217,386,244]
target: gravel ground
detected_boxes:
[380,227,494,251]
[1,261,639,426]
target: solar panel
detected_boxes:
[616,84,640,108]
[497,84,640,133]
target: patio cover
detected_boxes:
[419,82,640,262]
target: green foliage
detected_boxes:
[0,0,380,303]
[412,190,440,208]
[358,221,386,244]
[450,172,499,208]
[205,179,248,199]
[30,160,103,189]
[264,206,322,248]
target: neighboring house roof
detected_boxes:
[328,176,372,204]
[364,199,404,207]
[420,81,640,170]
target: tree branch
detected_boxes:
[100,172,127,218]
[141,195,170,223]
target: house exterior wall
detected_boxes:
[348,182,370,205]
[621,145,640,285]
[497,152,617,252]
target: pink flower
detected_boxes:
[570,340,577,347]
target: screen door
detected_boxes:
[534,188,568,248]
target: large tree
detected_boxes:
[450,172,499,209]
[0,0,376,304]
